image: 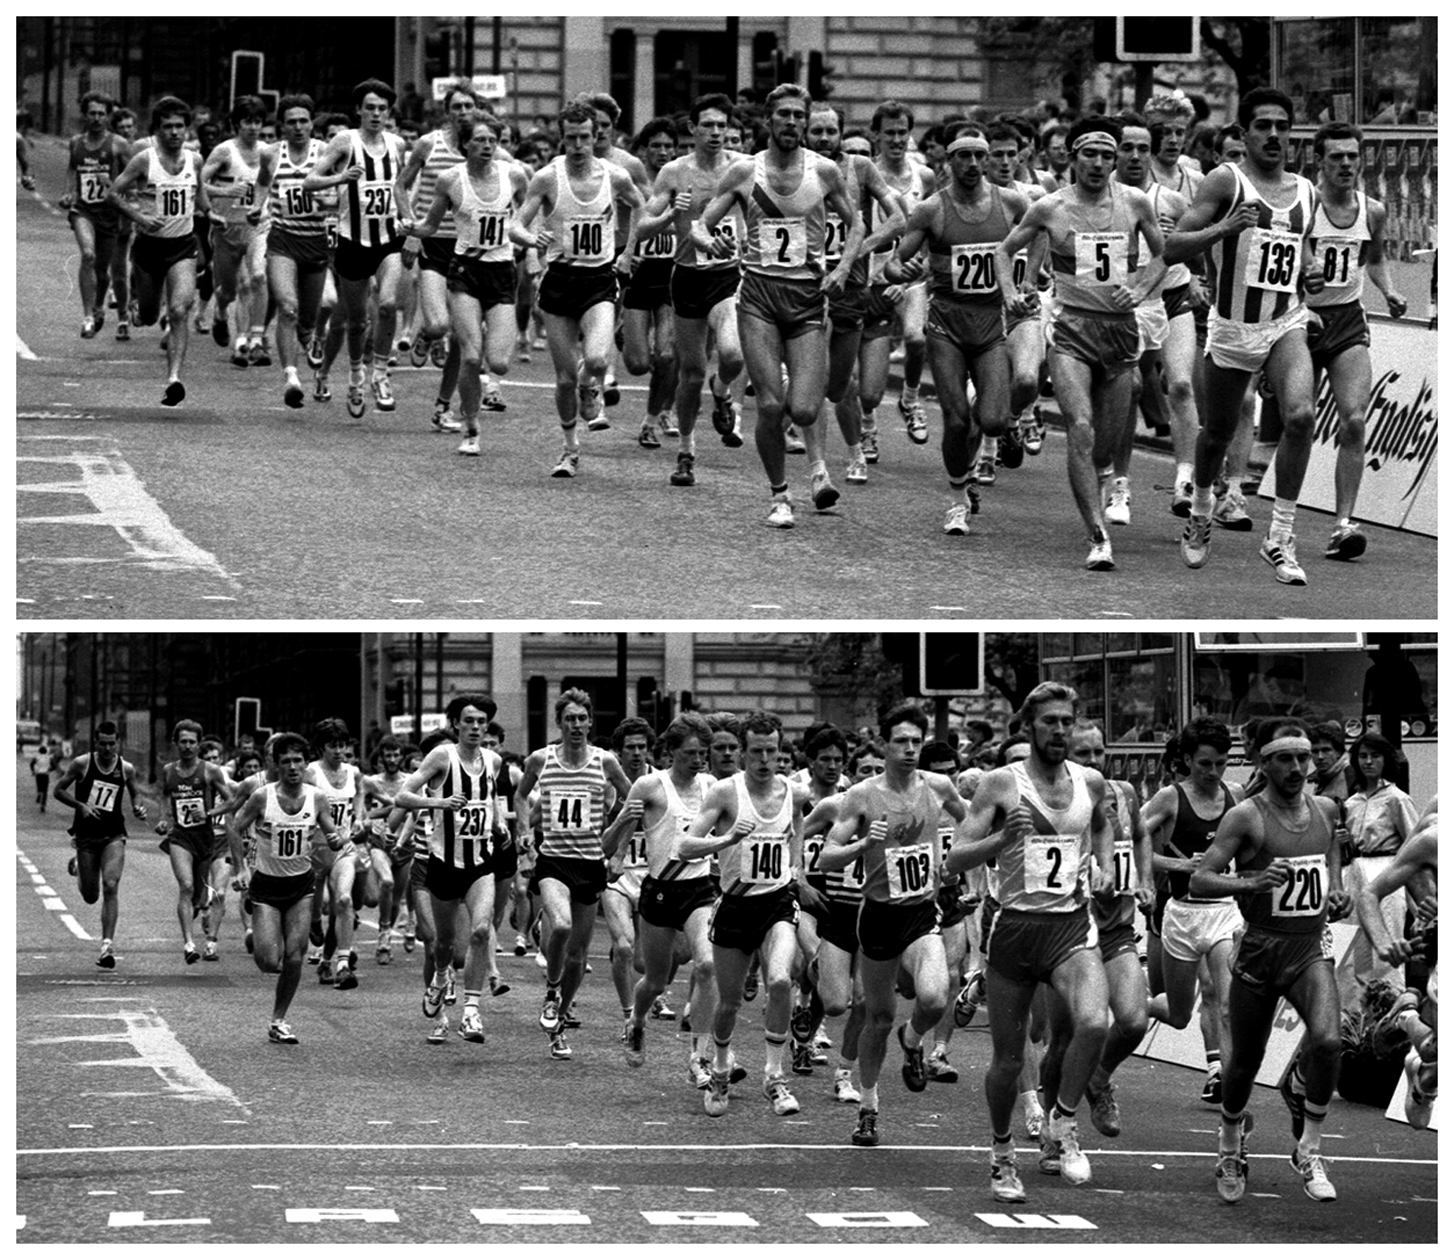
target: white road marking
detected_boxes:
[286,1208,400,1224]
[109,1211,212,1228]
[87,1191,117,1196]
[977,1213,1096,1230]
[17,335,38,360]
[37,885,57,896]
[147,1189,184,1196]
[472,1208,590,1225]
[27,1008,247,1111]
[17,451,239,586]
[59,914,91,939]
[41,898,65,910]
[806,1212,927,1228]
[390,598,424,605]
[643,1211,757,1227]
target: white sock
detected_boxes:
[1175,460,1194,486]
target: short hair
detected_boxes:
[313,717,351,745]
[1238,86,1296,129]
[442,79,481,108]
[420,728,454,755]
[230,94,267,127]
[172,718,203,743]
[95,720,119,738]
[276,94,316,121]
[353,78,397,108]
[704,711,742,739]
[1349,731,1396,791]
[1310,720,1346,753]
[690,93,734,125]
[271,732,310,761]
[1213,123,1246,156]
[200,738,225,757]
[964,719,996,745]
[1313,120,1363,158]
[1065,115,1122,153]
[611,716,656,750]
[805,725,849,760]
[1039,123,1069,150]
[377,735,402,754]
[319,112,352,133]
[557,101,598,134]
[150,96,191,133]
[109,108,136,132]
[1117,109,1149,133]
[237,749,264,770]
[634,116,676,150]
[1178,717,1232,760]
[996,734,1031,765]
[80,91,111,113]
[766,83,812,114]
[554,687,593,723]
[880,702,929,741]
[984,121,1022,149]
[920,740,959,770]
[1263,716,1312,746]
[446,693,497,725]
[740,711,783,743]
[1018,681,1077,728]
[664,712,713,752]
[871,100,914,131]
[485,721,507,743]
[849,740,885,773]
[1144,91,1194,124]
[944,121,987,146]
[471,115,504,139]
[808,102,845,130]
[586,93,621,125]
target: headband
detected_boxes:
[1072,131,1117,155]
[1261,735,1312,758]
[947,134,990,156]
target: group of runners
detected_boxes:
[53,680,1436,1207]
[51,77,1406,577]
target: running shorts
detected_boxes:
[424,854,493,903]
[446,256,516,309]
[828,283,867,332]
[249,869,314,911]
[737,270,825,339]
[1048,307,1139,374]
[1161,896,1243,964]
[926,298,1006,359]
[985,906,1098,985]
[334,235,403,284]
[1306,300,1371,371]
[808,894,862,956]
[1205,305,1310,374]
[131,231,197,283]
[1230,924,1335,998]
[74,832,126,855]
[639,873,716,932]
[857,896,941,962]
[1097,918,1140,963]
[159,828,225,862]
[606,864,646,911]
[1135,297,1170,354]
[493,837,519,882]
[410,851,429,891]
[268,228,331,273]
[1163,281,1193,323]
[623,258,673,311]
[530,851,608,904]
[537,262,618,321]
[669,264,740,321]
[710,886,799,955]
[69,203,123,237]
[861,285,896,340]
[419,236,454,276]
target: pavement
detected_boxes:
[14,136,1438,619]
[15,793,1438,1244]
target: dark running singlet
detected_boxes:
[927,184,1015,307]
[72,755,128,842]
[1236,795,1334,935]
[163,762,216,848]
[1166,782,1237,901]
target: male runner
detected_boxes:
[1168,87,1327,584]
[156,719,230,964]
[511,103,644,477]
[201,95,271,366]
[1190,718,1347,1203]
[308,718,365,989]
[229,731,341,1044]
[600,717,657,1032]
[52,721,146,969]
[60,92,132,339]
[304,78,410,418]
[822,703,967,1146]
[995,116,1167,571]
[392,695,507,1044]
[951,682,1114,1201]
[514,688,633,1058]
[692,84,860,526]
[1305,120,1408,560]
[106,96,210,405]
[360,735,410,962]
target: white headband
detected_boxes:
[1072,131,1117,154]
[1261,735,1312,757]
[947,134,989,156]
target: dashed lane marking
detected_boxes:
[17,336,39,360]
[109,1211,212,1228]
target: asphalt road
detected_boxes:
[16,794,1437,1244]
[14,143,1438,620]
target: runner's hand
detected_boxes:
[1384,288,1408,319]
[728,818,757,844]
[1001,803,1034,848]
[1221,202,1261,239]
[1250,858,1292,891]
[866,819,889,847]
[1326,887,1351,920]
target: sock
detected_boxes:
[949,474,971,496]
[713,1037,732,1073]
[1206,1050,1222,1073]
[101,937,112,950]
[846,441,863,463]
[770,483,789,498]
[764,1032,787,1078]
[348,359,365,386]
[861,1083,879,1112]
[1219,1108,1246,1154]
[861,407,877,432]
[1053,1099,1076,1121]
[1175,460,1194,486]
[1021,1088,1043,1116]
[1112,476,1129,494]
[809,458,827,478]
[1299,1100,1328,1155]
[992,1132,1015,1157]
[1270,497,1297,543]
[901,383,918,404]
[464,992,481,1011]
[372,352,390,376]
[561,425,579,452]
[1287,1060,1306,1097]
[983,437,999,459]
[902,1022,924,1050]
[1192,486,1216,517]
[435,967,450,988]
[482,372,494,387]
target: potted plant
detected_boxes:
[1337,977,1408,1106]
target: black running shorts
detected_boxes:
[670,264,740,321]
[537,262,618,322]
[530,851,608,904]
[857,896,941,962]
[639,873,717,932]
[710,886,799,955]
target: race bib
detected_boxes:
[1244,226,1301,294]
[1110,838,1135,895]
[80,171,111,203]
[1317,235,1364,289]
[824,213,848,263]
[157,184,193,222]
[758,217,807,269]
[636,229,675,259]
[693,217,738,267]
[234,179,257,208]
[1025,833,1079,895]
[1271,853,1327,918]
[1011,249,1029,289]
[886,841,933,901]
[549,788,591,834]
[950,242,999,295]
[623,827,647,867]
[938,826,956,864]
[564,215,609,263]
[173,795,207,829]
[282,184,314,217]
[357,179,393,222]
[86,780,120,812]
[804,834,824,874]
[274,824,307,860]
[742,831,789,886]
[324,216,340,249]
[473,213,509,249]
[454,800,492,840]
[1074,231,1129,287]
[326,799,349,829]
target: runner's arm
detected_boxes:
[1188,802,1285,898]
[507,167,554,249]
[406,166,455,238]
[1364,199,1408,317]
[1163,166,1247,265]
[50,756,88,812]
[947,768,1022,873]
[301,133,357,193]
[818,784,874,872]
[679,779,745,859]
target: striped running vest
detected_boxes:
[453,165,515,262]
[1211,164,1317,324]
[642,770,715,880]
[1306,191,1371,309]
[412,129,465,238]
[716,772,795,897]
[269,138,328,238]
[141,146,197,239]
[742,150,828,281]
[537,744,609,860]
[339,129,401,247]
[255,783,324,879]
[1047,183,1141,314]
[430,746,496,872]
[543,155,616,266]
[995,760,1094,914]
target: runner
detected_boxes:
[513,688,634,1059]
[1167,87,1327,584]
[821,703,967,1147]
[951,681,1115,1201]
[600,717,657,1032]
[51,721,147,969]
[155,719,230,964]
[228,731,341,1044]
[106,96,210,406]
[994,116,1167,570]
[303,78,410,418]
[510,102,645,477]
[921,738,976,1084]
[200,95,271,367]
[307,718,365,990]
[1305,120,1408,560]
[60,92,132,340]
[360,735,410,962]
[691,84,860,526]
[1189,718,1348,1203]
[681,711,808,1117]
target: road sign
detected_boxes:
[390,713,446,737]
[432,74,507,101]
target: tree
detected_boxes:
[1199,18,1271,96]
[974,17,1099,116]
[984,634,1038,712]
[801,633,904,726]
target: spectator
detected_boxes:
[1343,731,1419,986]
[1309,721,1355,805]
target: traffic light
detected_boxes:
[424,19,458,81]
[1094,17,1200,63]
[383,677,404,715]
[752,32,779,96]
[918,633,984,697]
[807,51,836,101]
[780,53,801,85]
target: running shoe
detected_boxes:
[845,454,868,485]
[650,995,675,1020]
[317,957,334,984]
[791,1041,815,1076]
[375,940,391,965]
[1045,1113,1091,1184]
[954,971,985,1027]
[974,455,997,485]
[94,308,106,334]
[162,380,186,407]
[115,321,130,342]
[81,316,97,339]
[623,1023,646,1067]
[1201,1066,1223,1106]
[430,337,448,368]
[764,1075,801,1115]
[926,1049,959,1084]
[68,855,79,877]
[549,1031,573,1060]
[314,372,331,402]
[203,940,219,962]
[943,503,970,536]
[422,979,445,1018]
[784,424,806,454]
[1260,534,1307,585]
[790,1003,815,1045]
[403,927,415,952]
[409,336,431,368]
[443,967,456,1004]
[1023,1105,1044,1142]
[638,417,661,448]
[184,943,201,965]
[1213,487,1253,530]
[1171,479,1194,517]
[550,448,580,478]
[1372,990,1419,1057]
[1085,1079,1121,1136]
[346,381,365,419]
[231,338,250,368]
[562,1002,582,1029]
[688,1056,712,1090]
[458,434,480,456]
[1403,1047,1436,1129]
[899,395,929,443]
[1038,1134,1061,1176]
[991,1152,1027,1202]
[268,1019,298,1044]
[514,934,528,957]
[603,375,621,407]
[1292,1147,1336,1201]
[283,381,305,410]
[861,425,880,464]
[244,930,254,956]
[431,403,462,433]
[459,1008,485,1043]
[305,334,323,369]
[540,992,562,1032]
[426,1013,449,1044]
[489,976,510,997]
[898,1025,927,1092]
[480,382,506,412]
[1104,481,1131,526]
[578,381,605,427]
[810,468,840,511]
[851,1106,880,1147]
[1215,1153,1246,1204]
[212,315,230,347]
[247,340,271,367]
[833,1068,862,1103]
[1023,406,1046,455]
[333,962,358,990]
[1324,521,1368,561]
[96,942,115,970]
[372,374,396,412]
[1180,514,1212,568]
[661,413,680,436]
[704,1068,731,1116]
[722,407,745,447]
[766,496,795,529]
[710,389,735,437]
[1085,534,1115,571]
[999,422,1025,469]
